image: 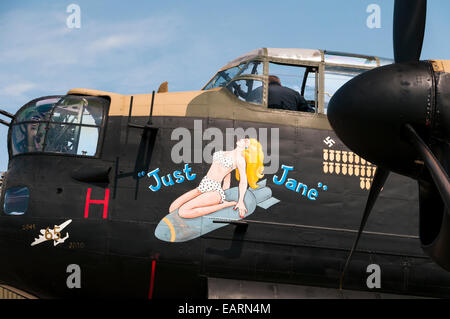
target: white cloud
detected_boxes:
[0,9,182,68]
[88,34,140,52]
[1,82,36,97]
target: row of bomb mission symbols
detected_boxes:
[322,149,375,190]
[323,149,372,164]
[323,149,376,176]
[323,162,376,177]
[323,163,375,190]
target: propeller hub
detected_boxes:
[327,61,434,178]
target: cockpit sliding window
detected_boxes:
[9,95,108,157]
[203,60,263,90]
[268,62,317,113]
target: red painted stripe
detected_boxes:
[102,189,110,219]
[148,260,156,299]
[84,188,92,218]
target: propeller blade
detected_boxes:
[404,124,450,211]
[339,167,390,289]
[393,0,427,63]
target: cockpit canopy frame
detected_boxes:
[8,95,109,159]
[203,48,392,114]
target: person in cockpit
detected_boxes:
[267,75,311,112]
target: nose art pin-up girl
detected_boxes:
[168,138,264,218]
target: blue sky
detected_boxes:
[1,0,449,171]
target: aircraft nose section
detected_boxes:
[327,62,433,177]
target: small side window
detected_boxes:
[4,187,30,216]
[226,79,264,105]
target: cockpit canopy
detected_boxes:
[9,95,108,157]
[202,48,392,113]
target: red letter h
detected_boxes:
[84,188,110,219]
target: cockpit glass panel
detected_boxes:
[324,53,378,67]
[81,101,104,126]
[14,97,61,123]
[9,95,108,157]
[44,124,99,156]
[11,122,47,155]
[239,61,263,76]
[226,79,263,105]
[269,63,306,94]
[203,74,220,90]
[203,63,246,90]
[304,71,317,103]
[45,123,81,155]
[51,96,85,124]
[77,126,100,156]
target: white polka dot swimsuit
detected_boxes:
[212,151,235,169]
[197,176,226,203]
[197,151,235,203]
